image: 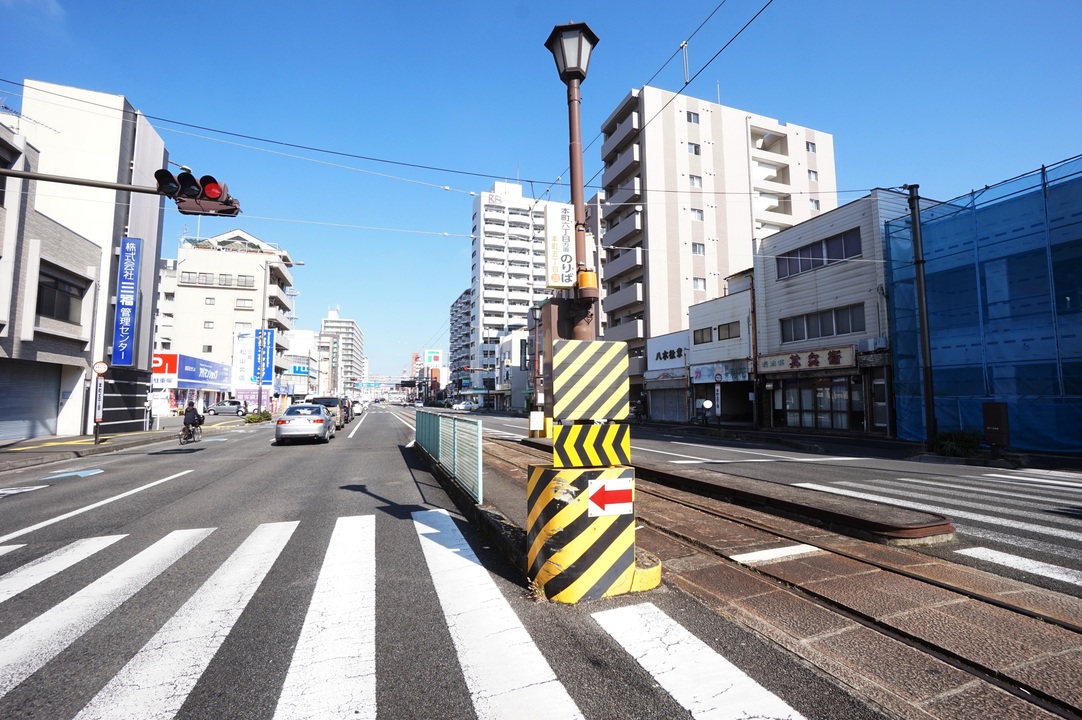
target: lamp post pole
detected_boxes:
[546,22,600,341]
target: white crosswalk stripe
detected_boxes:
[0,528,212,698]
[75,522,297,720]
[0,514,807,719]
[274,515,376,720]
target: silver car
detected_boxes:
[275,403,335,445]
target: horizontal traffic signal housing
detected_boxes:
[153,168,241,217]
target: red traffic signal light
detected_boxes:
[198,175,224,201]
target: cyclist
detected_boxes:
[182,401,200,441]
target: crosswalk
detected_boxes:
[797,468,1082,588]
[0,509,805,720]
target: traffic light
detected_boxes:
[153,169,241,217]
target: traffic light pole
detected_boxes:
[0,167,164,196]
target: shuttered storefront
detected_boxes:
[0,359,61,441]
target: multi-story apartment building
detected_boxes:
[464,181,571,409]
[599,86,838,396]
[0,121,100,440]
[448,289,472,394]
[12,80,167,434]
[320,309,364,396]
[155,231,300,409]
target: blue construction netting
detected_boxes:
[885,154,1082,453]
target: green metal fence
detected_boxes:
[415,410,484,503]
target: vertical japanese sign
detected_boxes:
[546,206,575,289]
[253,329,275,385]
[111,237,142,366]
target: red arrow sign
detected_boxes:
[589,483,633,511]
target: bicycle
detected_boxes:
[178,423,202,445]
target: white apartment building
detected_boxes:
[463,181,571,407]
[13,80,167,434]
[599,86,838,395]
[320,309,364,396]
[155,231,300,406]
[448,289,472,392]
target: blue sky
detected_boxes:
[2,0,1080,376]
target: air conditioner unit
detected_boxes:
[858,337,888,352]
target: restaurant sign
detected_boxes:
[758,345,856,374]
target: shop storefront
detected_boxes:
[758,344,890,435]
[689,360,754,423]
[151,353,232,415]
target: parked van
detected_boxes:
[306,396,344,429]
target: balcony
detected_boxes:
[482,248,505,262]
[602,283,643,314]
[606,176,641,210]
[483,262,506,275]
[507,238,531,252]
[601,143,640,188]
[483,302,507,313]
[601,111,640,163]
[602,211,642,247]
[603,318,644,343]
[483,209,505,222]
[604,247,643,280]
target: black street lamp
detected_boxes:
[545,22,600,341]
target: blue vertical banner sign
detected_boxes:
[253,329,275,385]
[111,237,142,366]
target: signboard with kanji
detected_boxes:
[758,345,856,374]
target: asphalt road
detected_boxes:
[0,407,886,719]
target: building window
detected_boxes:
[161,341,171,350]
[806,141,817,153]
[204,321,214,329]
[218,274,233,286]
[688,143,701,156]
[236,298,254,309]
[717,321,740,340]
[808,169,818,181]
[692,327,713,344]
[810,198,821,210]
[36,265,87,323]
[180,272,197,284]
[237,275,255,288]
[687,111,700,124]
[780,303,865,342]
[692,242,705,255]
[198,273,213,285]
[693,277,706,291]
[690,208,704,222]
[164,292,174,302]
[205,297,215,305]
[689,175,703,188]
[202,345,213,353]
[776,228,862,279]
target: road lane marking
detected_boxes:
[955,547,1082,587]
[0,545,25,557]
[412,509,582,720]
[980,473,1082,490]
[593,602,806,720]
[796,483,1082,543]
[0,535,126,605]
[953,524,1081,562]
[75,521,298,720]
[0,470,193,544]
[275,516,376,720]
[347,413,368,439]
[0,486,47,499]
[730,544,821,565]
[0,528,212,699]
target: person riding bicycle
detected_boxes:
[182,401,200,440]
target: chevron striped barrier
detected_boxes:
[527,465,659,603]
[552,422,630,468]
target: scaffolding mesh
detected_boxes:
[885,154,1082,453]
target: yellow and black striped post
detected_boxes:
[526,339,661,603]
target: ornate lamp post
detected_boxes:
[545,21,600,341]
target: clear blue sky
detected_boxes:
[3,0,1079,376]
